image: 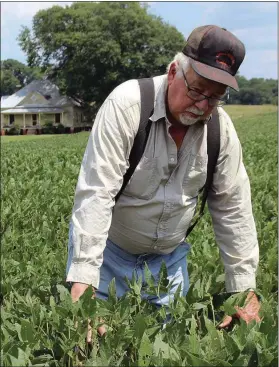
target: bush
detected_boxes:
[42,122,66,134]
[42,121,55,134]
[6,124,21,135]
[271,96,278,105]
[56,123,65,134]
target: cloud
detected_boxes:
[1,2,72,63]
[195,2,277,30]
[254,2,277,12]
[1,2,72,25]
[232,25,277,50]
[240,49,277,79]
[199,3,225,25]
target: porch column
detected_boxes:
[62,112,64,124]
[39,113,41,126]
[23,114,26,128]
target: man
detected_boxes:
[66,25,260,340]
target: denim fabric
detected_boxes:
[95,238,191,307]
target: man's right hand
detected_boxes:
[70,282,107,342]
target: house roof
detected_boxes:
[1,80,81,109]
[3,107,64,114]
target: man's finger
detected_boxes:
[97,325,107,337]
[87,320,107,344]
[218,315,233,329]
[87,319,92,343]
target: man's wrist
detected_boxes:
[227,288,261,301]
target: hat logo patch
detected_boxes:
[216,52,235,69]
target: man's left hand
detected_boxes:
[218,290,261,329]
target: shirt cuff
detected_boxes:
[225,272,256,293]
[66,262,100,289]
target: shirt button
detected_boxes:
[170,158,175,162]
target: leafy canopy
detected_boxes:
[1,59,43,96]
[18,2,185,112]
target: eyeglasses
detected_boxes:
[182,71,228,107]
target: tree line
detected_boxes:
[1,2,277,109]
[228,75,277,105]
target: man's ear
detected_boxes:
[167,62,177,85]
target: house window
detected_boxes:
[32,114,37,126]
[9,115,15,125]
[55,114,61,124]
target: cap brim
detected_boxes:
[189,58,239,91]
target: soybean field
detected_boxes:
[1,105,277,366]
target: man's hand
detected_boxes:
[218,290,261,329]
[71,282,106,342]
[71,282,90,302]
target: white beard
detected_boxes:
[179,107,204,126]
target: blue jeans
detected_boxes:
[95,239,191,307]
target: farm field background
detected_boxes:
[1,105,278,366]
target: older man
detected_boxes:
[66,25,260,339]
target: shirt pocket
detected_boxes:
[183,154,207,198]
[123,156,161,200]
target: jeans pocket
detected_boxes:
[180,241,191,253]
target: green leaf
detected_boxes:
[223,331,241,357]
[108,278,117,304]
[192,302,207,310]
[184,350,213,366]
[214,359,232,367]
[20,319,36,344]
[188,315,200,355]
[79,286,97,318]
[153,333,180,359]
[231,354,250,366]
[138,332,153,365]
[144,262,155,288]
[56,284,71,302]
[49,295,56,308]
[134,314,147,340]
[158,261,169,288]
[7,347,30,367]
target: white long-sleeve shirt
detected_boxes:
[66,75,259,292]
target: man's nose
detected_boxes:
[194,98,209,111]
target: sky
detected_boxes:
[1,1,278,80]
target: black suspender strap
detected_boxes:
[115,78,155,203]
[185,108,220,237]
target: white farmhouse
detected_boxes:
[1,79,91,134]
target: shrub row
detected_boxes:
[3,123,92,135]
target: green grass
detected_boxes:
[1,134,57,143]
[223,104,277,121]
[1,105,277,366]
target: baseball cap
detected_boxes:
[182,25,245,91]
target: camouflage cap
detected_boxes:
[182,25,246,91]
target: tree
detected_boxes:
[227,75,278,105]
[1,59,43,96]
[1,69,19,96]
[238,88,263,105]
[18,2,185,113]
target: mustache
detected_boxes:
[185,107,204,116]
